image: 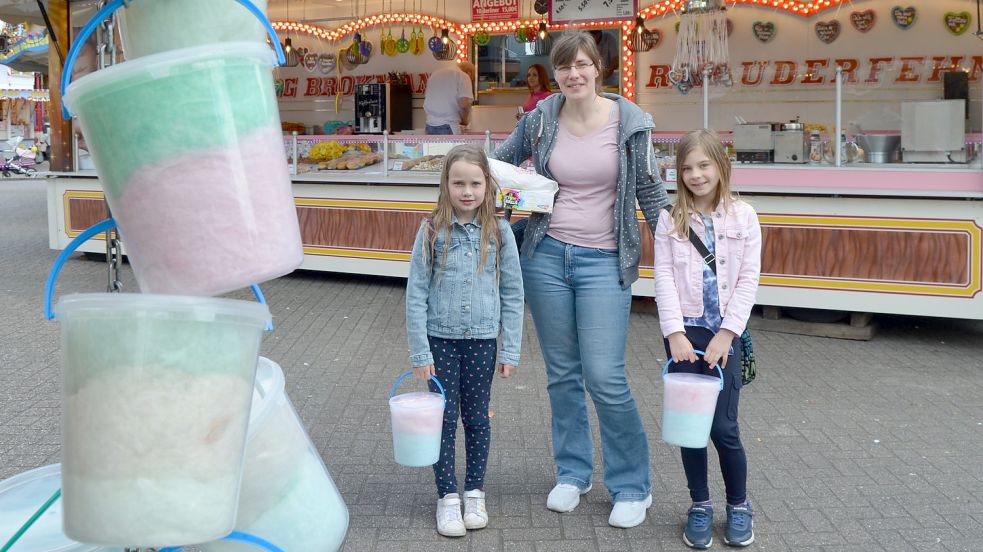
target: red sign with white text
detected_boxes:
[472,0,519,22]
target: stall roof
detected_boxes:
[0,0,43,26]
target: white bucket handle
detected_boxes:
[662,349,725,391]
[60,0,286,118]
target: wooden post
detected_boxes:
[47,0,72,172]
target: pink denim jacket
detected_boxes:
[654,199,762,338]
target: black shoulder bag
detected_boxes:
[503,115,529,249]
[687,227,757,386]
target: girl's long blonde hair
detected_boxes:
[423,144,501,274]
[671,129,734,238]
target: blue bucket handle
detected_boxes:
[390,371,446,406]
[60,0,286,118]
[661,349,724,391]
[159,530,285,552]
[43,217,274,331]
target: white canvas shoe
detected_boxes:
[436,493,466,537]
[463,489,488,529]
[546,483,592,513]
[608,494,653,528]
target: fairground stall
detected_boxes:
[46,0,983,321]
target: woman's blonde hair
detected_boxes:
[550,30,603,94]
[671,129,733,238]
[424,144,501,274]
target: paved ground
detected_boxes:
[2,178,982,551]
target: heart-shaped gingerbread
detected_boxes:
[752,21,776,43]
[850,10,875,32]
[944,11,971,35]
[891,6,916,29]
[815,20,840,44]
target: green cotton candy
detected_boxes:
[61,311,264,395]
[69,51,280,199]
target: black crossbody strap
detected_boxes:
[688,227,717,275]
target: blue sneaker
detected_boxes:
[724,502,754,546]
[683,505,713,549]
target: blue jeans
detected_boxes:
[521,235,651,502]
[425,124,454,135]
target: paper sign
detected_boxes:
[392,161,404,171]
[549,0,637,25]
[472,0,520,22]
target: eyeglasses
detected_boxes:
[554,62,594,76]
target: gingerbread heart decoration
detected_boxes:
[850,10,875,32]
[891,6,916,29]
[944,11,971,35]
[752,21,776,43]
[815,20,840,44]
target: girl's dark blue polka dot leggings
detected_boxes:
[427,336,498,498]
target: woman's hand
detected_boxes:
[413,364,435,380]
[704,329,736,370]
[498,363,516,378]
[668,332,698,364]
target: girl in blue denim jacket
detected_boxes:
[405,144,524,537]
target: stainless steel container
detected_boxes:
[856,134,901,164]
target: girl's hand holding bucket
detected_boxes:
[703,328,737,369]
[414,363,436,380]
[668,332,699,364]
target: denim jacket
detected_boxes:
[406,216,524,367]
[492,93,670,288]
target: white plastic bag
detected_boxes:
[489,158,558,213]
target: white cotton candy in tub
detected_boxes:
[61,370,252,547]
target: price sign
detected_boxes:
[548,0,637,25]
[392,160,404,171]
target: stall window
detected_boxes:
[475,30,621,93]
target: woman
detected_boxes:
[521,64,552,115]
[493,30,670,529]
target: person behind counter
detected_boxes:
[519,64,553,117]
[492,30,670,529]
[424,61,476,135]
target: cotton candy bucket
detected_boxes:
[389,372,446,467]
[52,293,271,547]
[661,350,725,449]
[120,0,271,59]
[198,357,349,552]
[61,42,302,296]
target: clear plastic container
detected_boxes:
[199,357,349,552]
[120,0,269,59]
[63,42,302,296]
[53,293,271,547]
[389,376,445,468]
[0,464,118,552]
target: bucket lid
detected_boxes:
[63,41,278,114]
[248,357,286,439]
[52,293,272,327]
[389,391,444,409]
[664,372,722,386]
[0,464,101,552]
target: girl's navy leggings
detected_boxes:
[427,336,497,497]
[663,325,748,505]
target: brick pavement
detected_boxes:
[1,179,982,551]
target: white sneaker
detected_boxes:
[546,483,592,513]
[436,493,466,537]
[463,489,488,529]
[608,494,653,528]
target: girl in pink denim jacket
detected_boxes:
[653,129,761,549]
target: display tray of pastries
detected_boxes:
[398,155,445,171]
[318,152,384,170]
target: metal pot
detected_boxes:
[782,122,804,131]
